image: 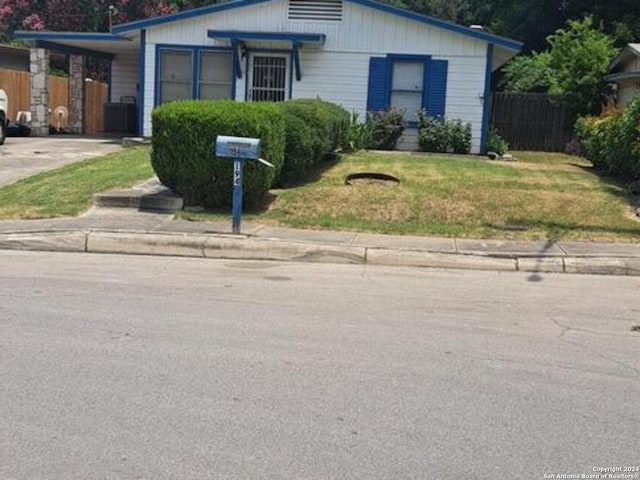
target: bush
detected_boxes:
[417,114,449,153]
[448,119,472,154]
[343,111,372,152]
[279,99,349,184]
[151,100,285,209]
[417,112,472,154]
[575,94,640,182]
[366,108,406,150]
[486,128,509,155]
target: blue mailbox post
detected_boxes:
[215,135,273,234]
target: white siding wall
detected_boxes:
[141,0,492,151]
[110,52,138,103]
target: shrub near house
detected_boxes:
[151,99,349,208]
[575,94,640,182]
[279,99,349,185]
[152,100,285,209]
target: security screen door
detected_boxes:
[248,54,289,101]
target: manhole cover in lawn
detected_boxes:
[345,172,400,186]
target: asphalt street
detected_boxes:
[1,251,639,480]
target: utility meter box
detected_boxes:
[215,135,260,160]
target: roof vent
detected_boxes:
[469,25,484,30]
[288,0,343,21]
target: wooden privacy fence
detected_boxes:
[0,68,107,135]
[491,92,577,152]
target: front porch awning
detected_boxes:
[12,31,137,60]
[207,30,325,46]
[207,30,326,81]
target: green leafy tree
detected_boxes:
[501,52,552,93]
[500,17,617,115]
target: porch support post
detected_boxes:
[29,47,50,136]
[68,54,86,134]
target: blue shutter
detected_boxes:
[426,60,448,118]
[367,57,388,113]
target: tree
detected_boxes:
[0,0,187,42]
[500,17,617,115]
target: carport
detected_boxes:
[13,31,142,136]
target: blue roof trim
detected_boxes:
[110,0,522,51]
[33,40,115,60]
[111,0,272,34]
[208,30,325,45]
[14,31,130,42]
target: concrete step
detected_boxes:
[93,177,183,213]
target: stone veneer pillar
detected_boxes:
[68,54,85,134]
[29,47,50,136]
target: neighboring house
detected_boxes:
[606,43,640,108]
[15,0,521,153]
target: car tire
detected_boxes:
[0,117,6,145]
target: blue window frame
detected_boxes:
[388,56,429,125]
[155,44,234,106]
[367,54,448,125]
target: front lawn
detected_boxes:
[1,146,637,242]
[0,147,153,219]
[184,151,640,242]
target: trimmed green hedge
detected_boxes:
[279,99,349,184]
[575,94,640,182]
[152,99,349,208]
[151,100,285,208]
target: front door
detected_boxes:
[247,53,290,102]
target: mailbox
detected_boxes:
[214,135,273,235]
[215,135,260,160]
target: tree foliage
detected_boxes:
[0,0,211,41]
[501,17,617,115]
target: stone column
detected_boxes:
[30,47,50,136]
[68,54,85,134]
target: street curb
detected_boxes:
[1,229,639,276]
[0,231,88,252]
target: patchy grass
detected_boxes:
[0,147,153,219]
[2,145,637,242]
[183,150,640,242]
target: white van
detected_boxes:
[0,88,7,145]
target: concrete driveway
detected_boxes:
[0,136,123,187]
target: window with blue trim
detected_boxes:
[158,48,233,104]
[367,55,448,122]
[390,60,424,123]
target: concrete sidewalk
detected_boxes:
[1,207,640,276]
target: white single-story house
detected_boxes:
[606,43,640,108]
[15,0,522,153]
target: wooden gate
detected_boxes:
[0,68,108,134]
[491,92,577,152]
